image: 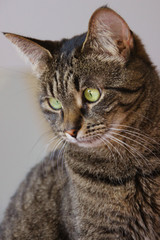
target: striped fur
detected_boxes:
[1,6,160,240]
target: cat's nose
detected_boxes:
[65,128,78,138]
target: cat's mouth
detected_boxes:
[65,132,104,148]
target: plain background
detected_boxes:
[0,0,160,221]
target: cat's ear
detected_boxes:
[82,7,134,61]
[4,33,53,77]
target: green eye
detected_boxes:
[48,98,62,110]
[84,88,101,103]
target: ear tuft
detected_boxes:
[4,33,53,76]
[83,7,134,61]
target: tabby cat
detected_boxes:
[1,6,160,240]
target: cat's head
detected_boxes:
[4,6,158,153]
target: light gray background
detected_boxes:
[0,0,160,221]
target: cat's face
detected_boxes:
[39,53,146,149]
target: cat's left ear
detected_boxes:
[82,7,134,61]
[4,33,53,77]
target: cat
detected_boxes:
[1,5,160,240]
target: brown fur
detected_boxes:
[1,6,160,240]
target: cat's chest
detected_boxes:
[62,173,132,239]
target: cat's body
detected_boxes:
[1,6,160,240]
[2,151,160,240]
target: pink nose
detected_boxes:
[65,129,78,138]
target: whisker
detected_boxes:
[41,135,62,174]
[110,129,157,156]
[108,135,134,157]
[50,137,65,170]
[136,112,156,124]
[100,135,123,162]
[108,134,147,165]
[110,123,160,146]
[98,136,116,160]
[29,130,54,155]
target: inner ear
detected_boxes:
[83,7,134,60]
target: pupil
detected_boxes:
[89,91,92,97]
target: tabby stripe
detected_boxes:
[63,69,69,93]
[54,71,58,86]
[120,88,145,111]
[54,71,60,93]
[106,85,144,93]
[73,168,133,186]
[123,87,146,113]
[47,81,54,96]
[137,202,148,229]
[73,75,80,91]
[133,91,146,112]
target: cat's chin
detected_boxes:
[77,139,103,148]
[65,133,103,148]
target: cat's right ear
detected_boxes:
[3,33,53,77]
[82,7,134,62]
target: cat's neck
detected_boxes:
[64,141,160,184]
